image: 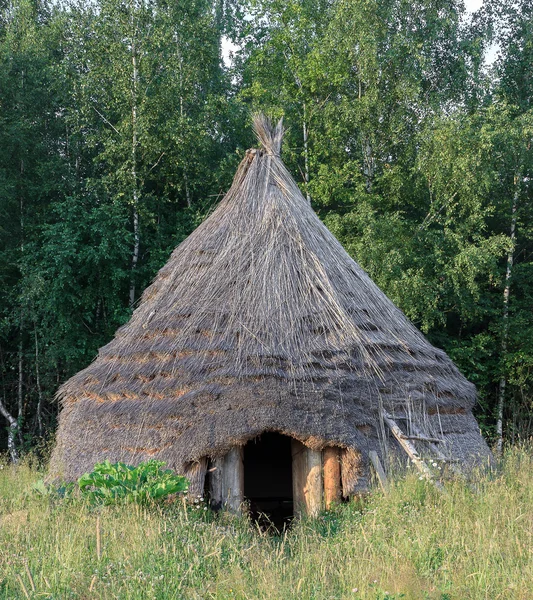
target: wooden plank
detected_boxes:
[382,411,443,490]
[291,440,323,516]
[222,446,244,513]
[369,451,388,492]
[323,447,342,509]
[186,457,207,500]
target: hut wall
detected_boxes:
[341,447,364,496]
[185,457,207,500]
[209,447,244,512]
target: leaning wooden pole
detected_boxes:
[382,411,443,491]
[369,450,388,493]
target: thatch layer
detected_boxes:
[49,115,490,486]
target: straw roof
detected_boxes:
[49,115,490,487]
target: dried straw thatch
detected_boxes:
[49,115,491,491]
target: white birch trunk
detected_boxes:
[303,103,311,204]
[18,162,24,430]
[363,139,374,193]
[177,46,191,208]
[496,173,521,454]
[34,323,43,436]
[0,398,18,463]
[18,329,23,427]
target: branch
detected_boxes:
[415,191,458,236]
[148,152,165,174]
[91,105,121,136]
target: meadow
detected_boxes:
[1,448,532,600]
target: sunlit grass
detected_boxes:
[1,447,532,599]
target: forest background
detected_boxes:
[0,0,532,457]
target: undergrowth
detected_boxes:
[1,447,532,599]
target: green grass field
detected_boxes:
[1,448,532,599]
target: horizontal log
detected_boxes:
[403,435,443,444]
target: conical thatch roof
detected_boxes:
[49,115,490,487]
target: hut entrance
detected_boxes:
[243,432,293,528]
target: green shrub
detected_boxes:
[32,478,76,501]
[77,460,188,505]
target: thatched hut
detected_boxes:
[49,115,490,517]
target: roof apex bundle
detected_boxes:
[49,114,491,489]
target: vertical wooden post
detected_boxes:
[291,440,323,517]
[292,439,306,515]
[306,449,323,517]
[209,457,224,509]
[222,446,244,513]
[323,447,342,509]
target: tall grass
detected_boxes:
[1,448,532,599]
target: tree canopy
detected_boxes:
[1,0,532,454]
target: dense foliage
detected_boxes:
[0,0,532,452]
[77,460,189,505]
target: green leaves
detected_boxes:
[77,460,189,506]
[0,0,532,452]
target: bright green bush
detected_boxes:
[77,460,188,505]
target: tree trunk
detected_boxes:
[129,36,140,309]
[363,138,374,193]
[0,398,18,463]
[303,103,311,204]
[34,322,44,437]
[177,47,191,208]
[18,329,23,430]
[496,173,521,455]
[18,156,25,431]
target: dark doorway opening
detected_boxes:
[244,432,293,530]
